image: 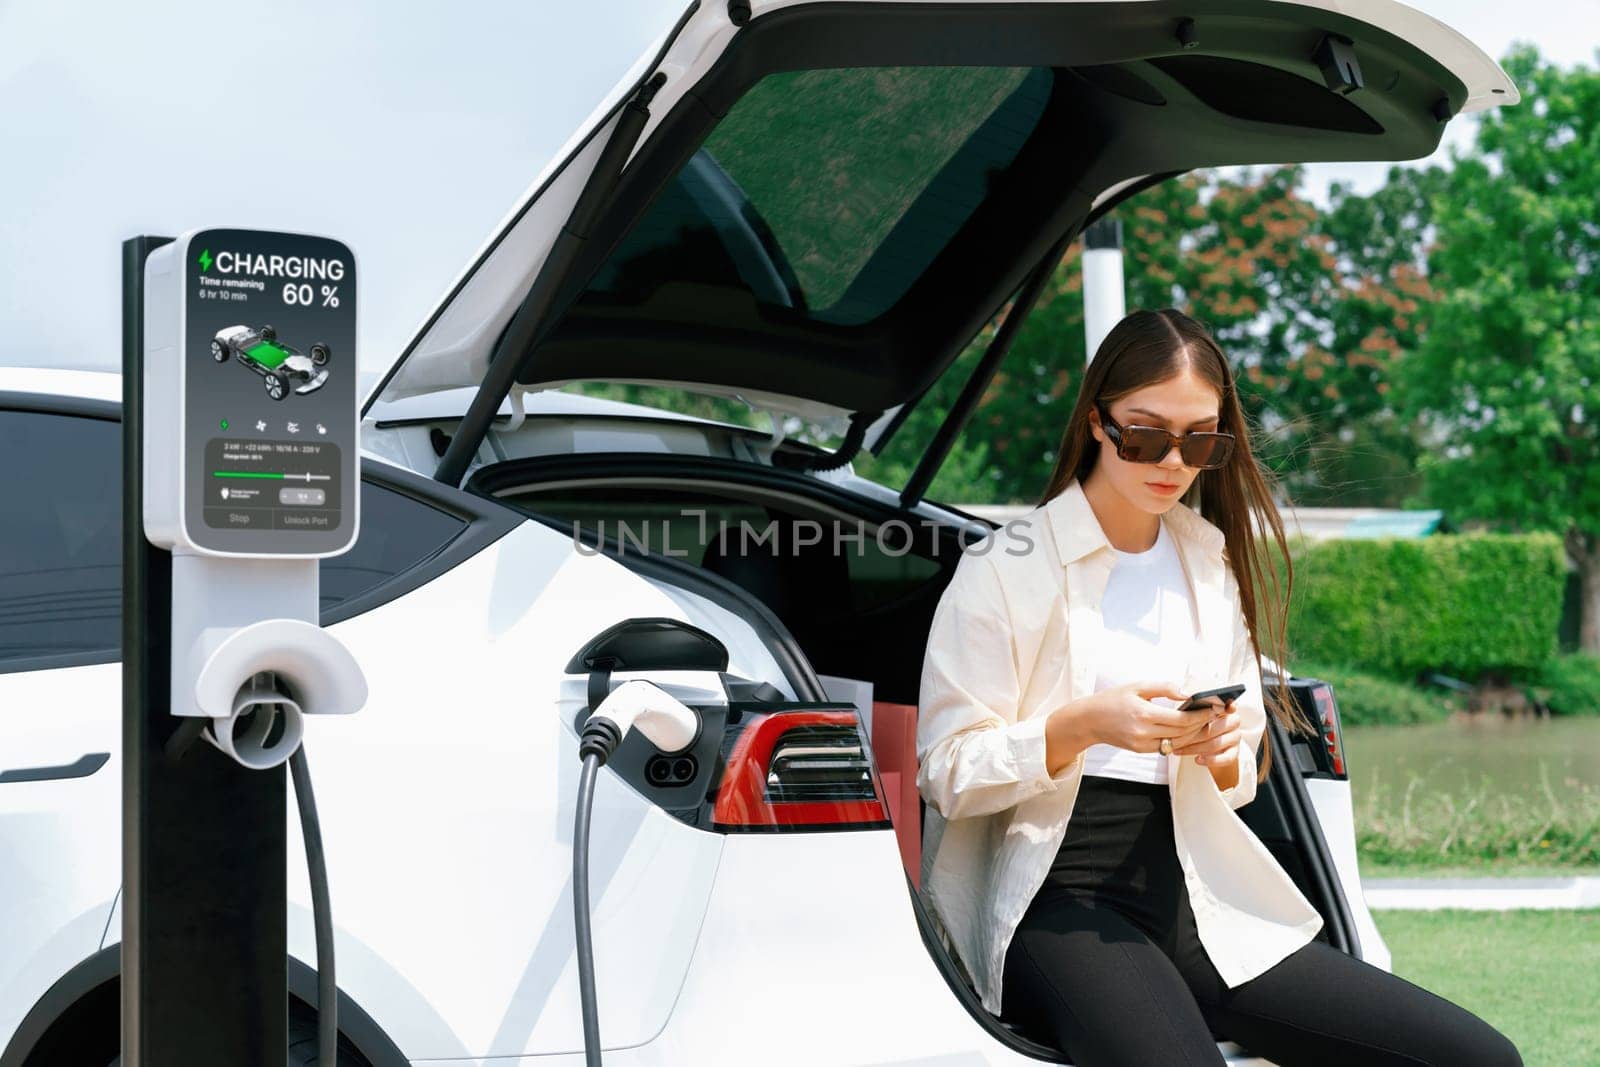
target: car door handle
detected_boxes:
[0,752,110,784]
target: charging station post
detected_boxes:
[122,229,363,1064]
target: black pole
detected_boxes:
[122,236,288,1065]
[898,232,1075,509]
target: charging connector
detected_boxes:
[578,678,699,764]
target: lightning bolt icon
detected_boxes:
[197,249,213,272]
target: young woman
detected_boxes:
[915,308,1520,1066]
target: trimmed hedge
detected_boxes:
[1288,660,1457,726]
[1531,654,1600,717]
[1284,533,1567,680]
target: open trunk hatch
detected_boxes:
[368,0,1515,479]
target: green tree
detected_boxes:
[1399,45,1600,652]
[1294,165,1449,506]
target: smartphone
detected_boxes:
[1179,683,1245,711]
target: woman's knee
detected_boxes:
[1414,985,1522,1067]
[1195,941,1524,1067]
[1459,1024,1522,1067]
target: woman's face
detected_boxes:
[1087,366,1222,515]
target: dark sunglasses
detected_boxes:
[1096,404,1235,470]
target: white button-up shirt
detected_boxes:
[915,477,1323,1016]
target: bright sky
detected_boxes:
[1,1,1593,388]
[1290,0,1598,204]
[0,0,691,393]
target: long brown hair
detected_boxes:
[1035,308,1313,782]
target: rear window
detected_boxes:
[584,65,1054,327]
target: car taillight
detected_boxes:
[1280,676,1349,781]
[712,708,892,831]
[1310,682,1346,779]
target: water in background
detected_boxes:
[1343,716,1600,799]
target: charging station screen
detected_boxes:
[183,229,357,555]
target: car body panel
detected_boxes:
[0,367,121,405]
[1306,777,1390,971]
[0,662,121,1053]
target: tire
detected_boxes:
[310,344,330,367]
[105,1010,368,1066]
[265,373,287,401]
[261,324,277,341]
[287,1005,371,1065]
[211,339,228,362]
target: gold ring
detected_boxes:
[1159,737,1173,756]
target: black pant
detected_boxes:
[999,775,1522,1067]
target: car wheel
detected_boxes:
[261,324,277,341]
[211,339,228,362]
[265,373,287,401]
[310,344,330,366]
[106,1009,368,1066]
[286,1006,371,1065]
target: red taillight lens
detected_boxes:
[712,709,892,831]
[1311,683,1346,779]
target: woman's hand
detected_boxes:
[1050,680,1225,759]
[1168,697,1243,785]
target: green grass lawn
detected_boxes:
[1373,909,1600,1066]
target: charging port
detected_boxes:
[645,754,698,786]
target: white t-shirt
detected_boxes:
[1082,519,1197,785]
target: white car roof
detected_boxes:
[0,366,122,404]
[0,365,752,439]
[365,383,756,434]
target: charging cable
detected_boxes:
[573,679,699,1066]
[290,741,336,1066]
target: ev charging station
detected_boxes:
[122,229,363,1064]
[118,230,726,1066]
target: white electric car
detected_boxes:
[0,2,1513,1064]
